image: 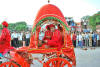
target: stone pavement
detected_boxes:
[75,47,100,67]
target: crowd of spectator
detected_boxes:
[1,27,100,49]
[11,31,31,48]
[71,31,100,49]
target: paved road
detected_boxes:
[75,47,100,67]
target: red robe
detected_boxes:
[47,30,63,50]
[40,30,52,48]
[43,30,52,40]
[0,28,11,54]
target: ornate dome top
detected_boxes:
[34,4,67,24]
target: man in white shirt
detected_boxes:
[18,32,23,47]
[85,32,89,47]
[26,31,30,46]
[78,32,83,48]
[12,31,19,48]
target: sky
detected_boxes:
[0,0,100,25]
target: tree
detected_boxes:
[89,11,100,31]
[0,21,28,32]
[14,21,28,32]
[7,21,28,32]
[15,24,27,32]
[81,15,90,21]
[8,23,16,31]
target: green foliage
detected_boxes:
[15,22,27,25]
[0,21,28,32]
[81,15,90,21]
[0,24,2,30]
[7,21,28,32]
[15,24,27,32]
[8,23,15,31]
[89,16,96,31]
[89,11,100,31]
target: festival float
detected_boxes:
[0,1,76,67]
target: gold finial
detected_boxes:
[48,0,50,3]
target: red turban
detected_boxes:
[50,24,55,28]
[2,21,8,27]
[46,25,50,29]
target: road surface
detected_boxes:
[75,47,100,67]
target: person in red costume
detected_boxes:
[42,24,63,50]
[43,25,52,40]
[57,24,64,47]
[0,21,11,55]
[39,25,52,48]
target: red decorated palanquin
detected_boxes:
[0,4,76,67]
